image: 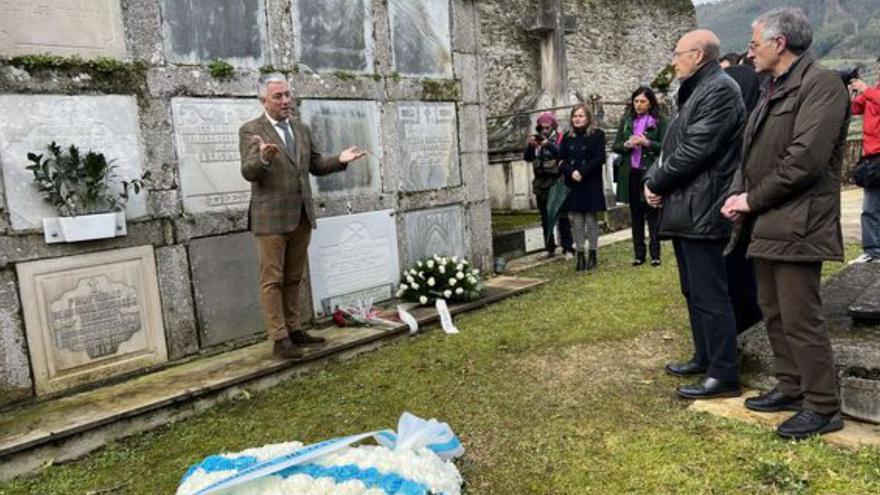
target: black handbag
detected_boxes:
[854,155,880,189]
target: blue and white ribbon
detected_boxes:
[191,412,463,495]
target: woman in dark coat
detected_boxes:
[559,104,606,272]
[612,86,667,266]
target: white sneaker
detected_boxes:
[849,253,877,265]
[564,252,574,260]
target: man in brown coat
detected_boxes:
[240,73,365,359]
[722,9,850,439]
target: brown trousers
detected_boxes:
[254,212,312,342]
[754,259,840,414]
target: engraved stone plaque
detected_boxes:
[0,95,147,231]
[0,0,126,59]
[397,102,460,192]
[524,226,544,252]
[171,98,261,213]
[160,0,266,67]
[403,205,465,266]
[16,246,167,395]
[388,0,452,77]
[299,100,382,198]
[307,210,400,317]
[293,0,373,73]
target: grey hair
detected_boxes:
[257,72,288,98]
[753,8,813,55]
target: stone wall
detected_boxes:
[478,0,697,117]
[0,0,489,407]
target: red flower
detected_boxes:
[332,309,348,327]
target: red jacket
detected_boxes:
[852,85,880,156]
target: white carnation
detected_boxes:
[427,277,436,287]
[439,265,446,274]
[455,287,464,295]
[449,278,457,286]
[426,260,435,268]
[406,276,414,283]
[419,295,428,304]
[443,290,452,298]
[456,272,464,279]
[411,282,419,290]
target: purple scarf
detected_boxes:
[630,114,657,170]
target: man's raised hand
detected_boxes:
[251,134,280,163]
[340,146,367,164]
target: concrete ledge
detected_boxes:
[0,276,545,481]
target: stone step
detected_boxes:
[0,275,545,482]
[849,277,880,324]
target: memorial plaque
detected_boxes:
[172,98,262,213]
[388,0,452,77]
[0,0,126,59]
[403,205,465,266]
[190,233,264,347]
[524,226,544,252]
[397,102,460,192]
[161,0,266,67]
[299,100,382,198]
[293,0,373,73]
[16,246,167,395]
[0,95,147,231]
[307,210,400,317]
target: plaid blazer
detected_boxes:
[239,114,345,234]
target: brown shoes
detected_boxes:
[272,338,304,359]
[288,330,326,346]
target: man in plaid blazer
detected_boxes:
[240,73,365,359]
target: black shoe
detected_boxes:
[586,250,597,271]
[677,377,741,400]
[776,409,843,440]
[576,252,586,272]
[745,388,803,412]
[632,258,645,266]
[650,258,661,267]
[665,360,707,377]
[288,330,326,346]
[272,338,304,359]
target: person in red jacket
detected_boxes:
[850,58,880,263]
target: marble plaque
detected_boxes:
[322,284,393,316]
[299,100,382,198]
[189,233,264,347]
[0,95,147,231]
[293,0,373,73]
[0,0,126,59]
[161,0,266,67]
[388,0,452,77]
[403,205,465,265]
[16,246,167,395]
[308,210,400,317]
[397,102,460,192]
[172,98,262,213]
[524,226,544,252]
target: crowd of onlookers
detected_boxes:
[524,7,880,440]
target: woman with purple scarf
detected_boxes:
[612,86,668,266]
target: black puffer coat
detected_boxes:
[644,62,746,240]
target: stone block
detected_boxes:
[396,102,461,192]
[292,0,374,73]
[467,201,493,271]
[16,246,168,396]
[388,0,453,78]
[173,210,249,242]
[452,0,478,55]
[454,54,480,104]
[0,269,33,406]
[0,94,147,232]
[160,0,267,67]
[155,245,198,360]
[147,189,182,219]
[121,0,163,64]
[189,233,264,347]
[457,104,487,153]
[138,98,178,191]
[0,0,126,59]
[461,152,489,203]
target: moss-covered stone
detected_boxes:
[421,79,460,100]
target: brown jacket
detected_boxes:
[239,114,345,235]
[728,53,849,262]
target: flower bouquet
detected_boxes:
[332,299,399,328]
[396,255,483,306]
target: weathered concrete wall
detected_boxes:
[478,0,697,116]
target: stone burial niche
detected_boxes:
[0,0,490,404]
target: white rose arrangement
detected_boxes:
[395,254,483,306]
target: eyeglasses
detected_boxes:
[749,36,783,50]
[671,48,701,59]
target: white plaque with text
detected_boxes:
[307,210,400,316]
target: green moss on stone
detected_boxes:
[421,79,460,100]
[4,54,148,97]
[207,58,235,79]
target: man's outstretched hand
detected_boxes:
[340,146,367,164]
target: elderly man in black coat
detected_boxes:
[644,29,747,399]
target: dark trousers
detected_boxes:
[724,233,763,333]
[628,169,660,261]
[754,259,840,414]
[673,238,739,383]
[536,189,573,253]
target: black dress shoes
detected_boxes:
[676,377,741,400]
[745,388,803,412]
[272,338,304,360]
[289,330,326,346]
[665,360,707,377]
[777,409,843,440]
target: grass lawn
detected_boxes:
[1,241,877,495]
[491,210,540,233]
